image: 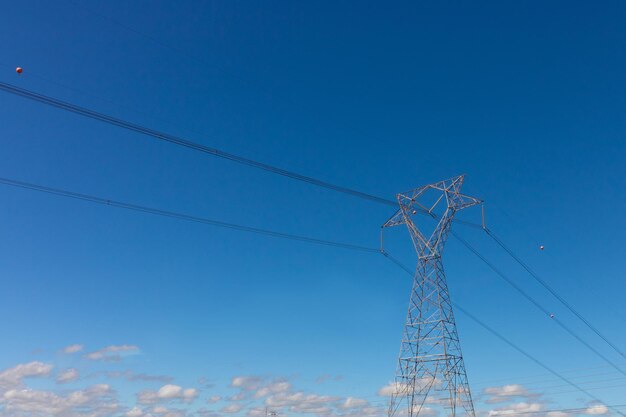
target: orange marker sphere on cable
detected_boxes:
[16,67,23,74]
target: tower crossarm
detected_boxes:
[383,175,481,259]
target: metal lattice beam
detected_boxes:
[384,175,480,417]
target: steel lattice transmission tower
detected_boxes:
[383,175,481,417]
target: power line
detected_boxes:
[525,375,626,392]
[417,207,620,368]
[0,80,487,233]
[0,81,396,207]
[484,226,626,360]
[0,176,379,254]
[488,204,626,328]
[471,364,620,386]
[453,307,624,417]
[532,382,626,397]
[0,60,222,146]
[0,80,482,236]
[451,231,626,377]
[472,368,625,389]
[471,377,626,401]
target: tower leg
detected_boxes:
[389,258,475,417]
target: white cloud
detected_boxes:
[150,405,188,417]
[125,407,146,417]
[231,376,263,390]
[246,407,267,417]
[227,375,385,417]
[56,368,80,384]
[0,360,386,417]
[254,381,291,398]
[265,391,339,411]
[378,378,437,398]
[230,376,292,402]
[104,370,173,383]
[221,403,243,413]
[378,381,409,397]
[196,408,222,417]
[585,405,609,415]
[547,412,569,417]
[84,345,140,361]
[228,391,247,401]
[484,384,534,403]
[0,361,53,389]
[0,361,120,417]
[62,344,84,354]
[183,388,198,400]
[485,384,529,397]
[0,384,117,417]
[159,385,183,399]
[341,397,368,409]
[489,402,545,416]
[137,384,198,405]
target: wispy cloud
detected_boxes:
[103,370,174,383]
[56,368,80,384]
[84,345,140,362]
[62,344,84,355]
[315,374,343,384]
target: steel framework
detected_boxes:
[383,175,480,417]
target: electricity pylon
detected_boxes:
[383,175,480,417]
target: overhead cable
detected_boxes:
[0,176,379,253]
[484,226,626,360]
[0,82,396,207]
[451,231,626,377]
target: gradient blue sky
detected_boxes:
[0,1,625,416]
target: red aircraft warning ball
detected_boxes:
[16,67,23,74]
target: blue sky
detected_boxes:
[0,0,625,416]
